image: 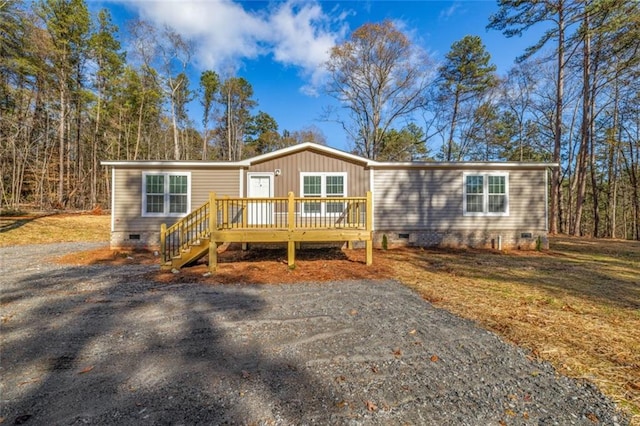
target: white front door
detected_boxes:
[247,174,274,225]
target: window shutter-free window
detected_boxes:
[142,172,190,216]
[463,173,508,216]
[465,175,484,213]
[169,175,188,213]
[325,175,345,214]
[145,175,165,214]
[488,175,506,213]
[303,176,322,213]
[300,173,347,215]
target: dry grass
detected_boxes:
[2,214,638,422]
[384,239,640,423]
[0,213,110,247]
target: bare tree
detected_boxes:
[325,20,432,160]
[129,21,192,160]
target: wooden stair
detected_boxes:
[161,237,211,271]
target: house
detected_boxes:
[101,142,556,267]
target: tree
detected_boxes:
[498,61,539,161]
[217,77,256,161]
[36,0,90,206]
[129,21,192,160]
[199,70,219,159]
[245,111,281,156]
[281,126,328,147]
[325,20,432,160]
[437,35,497,161]
[88,8,124,204]
[488,0,576,234]
[378,123,429,161]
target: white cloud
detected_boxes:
[121,0,347,94]
[439,2,460,21]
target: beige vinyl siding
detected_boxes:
[248,150,370,197]
[373,168,546,231]
[113,167,240,232]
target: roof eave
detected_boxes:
[100,160,249,168]
[370,162,560,169]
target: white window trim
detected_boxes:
[462,172,509,216]
[300,172,348,216]
[142,171,191,217]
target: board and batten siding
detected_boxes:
[248,149,370,197]
[373,167,547,231]
[112,167,241,233]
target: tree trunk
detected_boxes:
[572,13,591,236]
[446,89,461,162]
[58,81,66,206]
[550,1,565,235]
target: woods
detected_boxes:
[1,0,639,240]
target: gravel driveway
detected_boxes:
[0,243,627,425]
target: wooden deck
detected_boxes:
[161,192,373,271]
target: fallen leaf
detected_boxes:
[371,366,379,373]
[587,413,599,423]
[335,400,348,408]
[335,375,346,382]
[408,329,417,335]
[523,412,529,419]
[505,409,516,417]
[499,420,507,426]
[365,400,378,411]
[393,348,402,357]
[430,354,439,362]
[349,309,358,316]
[78,366,94,374]
[523,393,532,402]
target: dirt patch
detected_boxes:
[56,246,396,284]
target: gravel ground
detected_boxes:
[0,243,628,425]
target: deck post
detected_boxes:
[208,192,218,272]
[160,223,167,263]
[365,191,373,266]
[287,191,295,268]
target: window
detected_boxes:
[463,173,508,216]
[300,173,347,215]
[142,172,191,216]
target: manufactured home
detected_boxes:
[102,142,555,269]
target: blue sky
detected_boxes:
[99,0,543,153]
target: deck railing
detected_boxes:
[160,201,210,263]
[161,191,372,269]
[212,194,368,230]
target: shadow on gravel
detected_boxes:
[0,265,336,424]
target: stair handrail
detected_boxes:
[161,200,210,263]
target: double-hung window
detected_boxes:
[142,172,191,216]
[463,173,508,216]
[300,172,347,215]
